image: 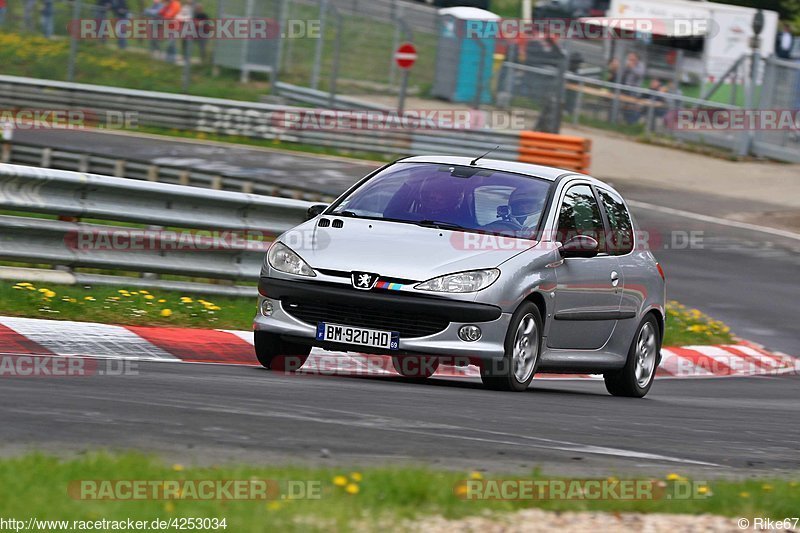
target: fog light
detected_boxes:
[259,299,273,317]
[458,325,482,342]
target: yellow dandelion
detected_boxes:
[144,294,154,300]
[130,291,139,295]
[180,297,193,303]
[13,285,24,290]
[139,290,149,294]
[209,305,221,311]
[118,290,128,294]
[762,484,773,492]
[350,472,363,482]
[164,502,175,513]
[739,491,750,498]
[469,471,483,480]
[38,288,49,293]
[160,309,173,317]
[84,296,95,301]
[266,501,281,511]
[454,484,468,497]
[43,290,56,298]
[345,483,359,495]
[172,464,184,471]
[332,475,348,487]
[666,473,680,481]
[16,282,33,287]
[158,299,166,303]
[697,485,710,495]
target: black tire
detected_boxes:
[604,314,661,398]
[480,302,542,392]
[254,331,310,372]
[392,356,440,379]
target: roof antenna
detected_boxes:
[470,145,500,166]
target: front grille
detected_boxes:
[283,299,449,338]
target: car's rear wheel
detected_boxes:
[392,356,440,379]
[254,331,310,372]
[604,315,660,397]
[480,302,542,392]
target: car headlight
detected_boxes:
[267,242,316,277]
[414,269,500,293]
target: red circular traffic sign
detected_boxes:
[394,43,417,69]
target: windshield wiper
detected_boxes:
[416,220,467,231]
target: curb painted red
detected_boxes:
[0,316,796,380]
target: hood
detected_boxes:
[279,218,541,281]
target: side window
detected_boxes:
[598,188,634,255]
[556,184,605,247]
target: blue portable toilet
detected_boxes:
[432,7,500,105]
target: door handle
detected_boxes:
[610,271,620,287]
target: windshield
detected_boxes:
[329,162,552,239]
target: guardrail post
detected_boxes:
[78,154,89,173]
[114,159,126,177]
[0,143,10,163]
[147,165,160,182]
[211,176,223,190]
[178,170,191,186]
[572,79,584,125]
[241,181,254,194]
[41,148,52,168]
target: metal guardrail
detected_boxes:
[0,163,313,295]
[0,75,521,161]
[1,141,339,202]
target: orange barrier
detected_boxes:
[517,131,591,173]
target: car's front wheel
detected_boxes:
[604,315,660,397]
[254,331,311,372]
[480,302,542,392]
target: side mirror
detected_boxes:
[559,235,600,259]
[306,204,328,221]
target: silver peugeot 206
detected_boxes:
[254,156,666,396]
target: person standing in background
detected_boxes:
[24,0,36,30]
[144,0,164,57]
[111,0,129,50]
[0,0,7,27]
[159,0,182,63]
[193,4,210,64]
[776,23,794,59]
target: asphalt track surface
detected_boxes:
[1,360,798,476]
[3,129,799,475]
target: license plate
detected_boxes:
[316,323,399,350]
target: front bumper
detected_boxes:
[254,277,510,360]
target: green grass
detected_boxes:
[0,452,797,531]
[0,280,734,346]
[1,281,256,330]
[0,32,267,100]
